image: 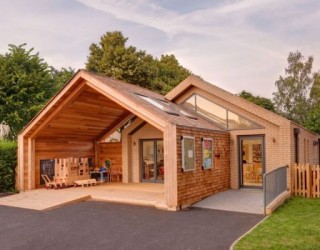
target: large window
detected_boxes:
[183,94,262,130]
[182,136,195,171]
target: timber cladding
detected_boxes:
[176,126,230,206]
[98,142,122,175]
[34,138,95,188]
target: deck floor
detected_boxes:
[0,183,165,211]
[193,189,264,214]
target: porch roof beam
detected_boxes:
[97,112,135,142]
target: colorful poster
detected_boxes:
[202,139,213,169]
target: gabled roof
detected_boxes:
[165,75,289,127]
[20,70,222,139]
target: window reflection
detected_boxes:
[196,95,227,129]
[228,111,259,129]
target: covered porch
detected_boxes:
[17,70,177,209]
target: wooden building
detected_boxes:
[17,70,320,210]
[17,70,230,210]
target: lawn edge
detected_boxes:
[229,215,269,250]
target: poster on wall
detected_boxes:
[40,159,55,185]
[202,138,213,169]
[182,136,195,171]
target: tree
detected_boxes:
[273,51,315,125]
[86,31,191,93]
[51,67,75,94]
[305,72,320,133]
[0,44,72,139]
[238,90,275,112]
[153,55,191,94]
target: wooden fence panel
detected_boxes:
[292,164,320,198]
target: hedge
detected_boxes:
[0,140,17,192]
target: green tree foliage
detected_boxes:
[86,31,191,94]
[273,51,320,134]
[0,44,74,139]
[305,72,320,134]
[238,90,275,112]
[0,140,17,192]
[273,51,315,125]
[51,67,75,94]
[0,44,55,138]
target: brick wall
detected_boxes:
[174,87,320,190]
[176,126,230,206]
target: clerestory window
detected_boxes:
[183,94,263,130]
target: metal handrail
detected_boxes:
[263,165,288,215]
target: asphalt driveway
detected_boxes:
[0,201,263,250]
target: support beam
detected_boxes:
[27,138,35,189]
[17,135,24,191]
[95,140,99,168]
[164,124,178,210]
[97,113,134,142]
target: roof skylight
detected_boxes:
[136,93,197,120]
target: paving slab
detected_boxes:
[193,189,264,214]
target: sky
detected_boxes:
[1,0,320,98]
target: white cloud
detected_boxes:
[2,0,320,98]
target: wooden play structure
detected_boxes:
[54,157,90,186]
[42,157,95,188]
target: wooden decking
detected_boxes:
[0,183,165,211]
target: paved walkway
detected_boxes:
[193,189,264,214]
[0,183,166,210]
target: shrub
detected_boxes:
[0,140,17,192]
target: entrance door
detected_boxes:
[141,139,164,183]
[239,136,264,188]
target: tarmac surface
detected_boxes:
[0,200,263,250]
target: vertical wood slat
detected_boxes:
[306,164,311,198]
[315,165,318,198]
[295,163,298,196]
[291,164,320,198]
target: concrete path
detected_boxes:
[193,189,264,214]
[0,183,166,210]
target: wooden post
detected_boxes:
[306,164,311,198]
[164,124,178,210]
[17,135,24,191]
[27,138,35,189]
[95,140,99,168]
[313,165,320,198]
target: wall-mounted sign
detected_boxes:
[182,136,195,171]
[202,138,213,169]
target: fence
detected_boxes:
[291,164,320,198]
[263,165,288,215]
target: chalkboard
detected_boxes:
[40,159,55,185]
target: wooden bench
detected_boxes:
[74,179,97,187]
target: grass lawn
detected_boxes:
[235,197,320,250]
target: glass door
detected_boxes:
[239,136,264,188]
[141,139,164,183]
